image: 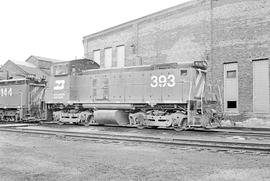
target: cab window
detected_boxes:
[54,64,69,76]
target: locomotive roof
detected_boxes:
[53,58,97,64]
[82,61,200,74]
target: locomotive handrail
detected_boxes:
[0,78,27,82]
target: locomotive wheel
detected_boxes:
[135,117,146,129]
[82,119,90,127]
[82,115,94,127]
[137,125,146,129]
[173,118,188,132]
[83,122,90,127]
[57,121,64,125]
[129,112,146,128]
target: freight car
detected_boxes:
[0,76,46,122]
[46,59,220,130]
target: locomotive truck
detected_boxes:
[0,76,46,122]
[46,59,220,130]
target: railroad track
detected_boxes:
[37,121,270,139]
[2,121,270,138]
[2,122,270,141]
[195,128,270,138]
[0,126,270,155]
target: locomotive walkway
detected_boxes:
[0,124,270,155]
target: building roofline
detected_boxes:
[83,0,201,40]
[2,60,28,75]
[25,55,63,63]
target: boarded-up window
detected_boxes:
[116,45,125,67]
[104,48,112,68]
[93,50,100,65]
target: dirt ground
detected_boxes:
[0,131,270,181]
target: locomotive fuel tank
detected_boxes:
[93,110,129,125]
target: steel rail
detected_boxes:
[38,121,270,136]
[2,122,270,139]
[38,122,270,138]
[0,127,270,154]
[194,129,270,138]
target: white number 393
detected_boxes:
[150,74,175,88]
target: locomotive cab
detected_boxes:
[46,59,99,122]
[47,59,99,104]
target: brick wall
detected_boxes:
[211,0,270,114]
[84,0,211,67]
[83,0,270,116]
[84,25,137,67]
[137,1,210,65]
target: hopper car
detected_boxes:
[0,76,46,122]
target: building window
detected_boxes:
[226,70,236,78]
[93,50,100,65]
[116,45,125,67]
[104,48,112,68]
[227,101,237,109]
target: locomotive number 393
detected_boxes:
[150,74,175,88]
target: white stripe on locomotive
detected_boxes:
[193,69,205,99]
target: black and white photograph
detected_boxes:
[0,0,270,180]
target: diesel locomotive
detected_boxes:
[0,58,221,129]
[46,59,220,130]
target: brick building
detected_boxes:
[25,55,62,75]
[83,0,270,118]
[0,56,62,80]
[1,60,48,79]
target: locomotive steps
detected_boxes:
[0,125,270,155]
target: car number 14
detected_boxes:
[150,74,176,88]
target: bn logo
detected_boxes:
[54,80,65,90]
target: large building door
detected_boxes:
[253,59,269,113]
[224,63,238,113]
